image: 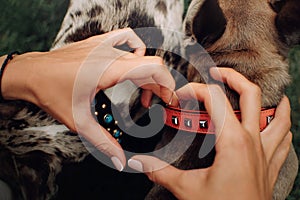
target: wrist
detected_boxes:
[0,52,20,101]
[1,52,42,103]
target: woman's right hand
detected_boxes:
[128,68,292,199]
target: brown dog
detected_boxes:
[146,0,299,199]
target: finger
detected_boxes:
[105,28,146,56]
[128,155,188,198]
[118,56,177,106]
[99,55,177,109]
[141,89,153,108]
[176,83,238,134]
[210,67,261,136]
[74,110,126,171]
[176,83,246,153]
[141,83,179,107]
[148,61,177,105]
[160,87,179,107]
[261,96,291,163]
[141,85,179,108]
[99,56,161,88]
[268,132,292,189]
[167,91,179,107]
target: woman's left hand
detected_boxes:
[1,28,178,170]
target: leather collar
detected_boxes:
[163,106,276,134]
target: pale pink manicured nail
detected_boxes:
[111,157,124,172]
[128,159,143,172]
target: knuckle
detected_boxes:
[231,128,253,148]
[208,84,223,95]
[188,82,208,95]
[167,79,176,90]
[225,68,236,74]
[120,27,133,34]
[145,165,159,183]
[202,85,212,97]
[74,118,92,132]
[147,58,166,73]
[148,171,158,183]
[151,56,164,65]
[94,141,112,156]
[141,42,146,48]
[253,84,262,94]
[140,57,164,70]
[247,83,261,95]
[287,132,293,143]
[288,117,292,127]
[125,27,133,32]
[237,136,253,152]
[209,84,222,91]
[188,82,199,89]
[285,120,292,130]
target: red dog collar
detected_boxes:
[163,106,276,134]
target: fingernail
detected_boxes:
[111,157,124,172]
[128,159,143,172]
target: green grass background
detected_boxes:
[0,0,299,199]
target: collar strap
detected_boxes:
[94,91,124,143]
[163,106,276,134]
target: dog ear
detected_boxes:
[184,0,226,48]
[270,0,300,47]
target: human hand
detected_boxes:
[0,28,178,171]
[128,68,292,199]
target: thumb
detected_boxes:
[105,28,146,56]
[128,155,184,194]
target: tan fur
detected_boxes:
[186,0,290,108]
[147,1,299,199]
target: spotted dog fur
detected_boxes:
[0,0,184,199]
[1,0,299,199]
[0,101,88,199]
[52,0,183,52]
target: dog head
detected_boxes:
[146,1,299,199]
[183,0,300,108]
